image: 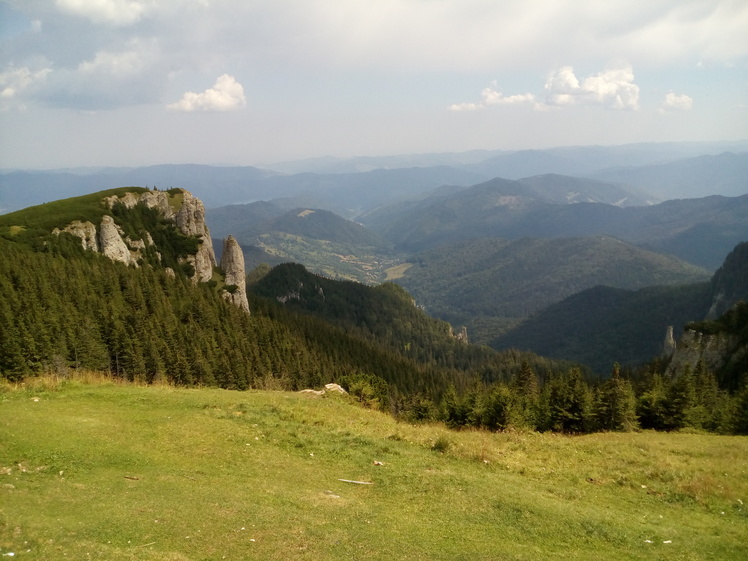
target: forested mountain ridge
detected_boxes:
[2,188,747,435]
[0,186,250,312]
[491,242,748,375]
[393,236,711,344]
[249,262,568,381]
[0,188,569,405]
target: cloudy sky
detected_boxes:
[1,0,747,168]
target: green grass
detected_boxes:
[1,376,746,560]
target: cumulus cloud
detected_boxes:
[544,65,640,110]
[449,82,536,111]
[0,65,51,109]
[167,74,246,112]
[77,48,146,76]
[55,0,148,26]
[661,91,693,111]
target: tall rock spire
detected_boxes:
[220,235,250,314]
[174,190,217,283]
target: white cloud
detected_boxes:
[167,74,246,112]
[77,48,145,76]
[0,65,51,109]
[661,91,693,111]
[544,65,640,110]
[449,82,535,111]
[55,0,148,26]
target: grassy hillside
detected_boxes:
[395,236,710,344]
[2,377,747,561]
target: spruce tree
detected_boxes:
[595,363,638,431]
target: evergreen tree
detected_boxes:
[540,367,593,433]
[511,361,540,429]
[595,363,638,431]
[637,374,670,430]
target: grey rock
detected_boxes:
[220,235,250,313]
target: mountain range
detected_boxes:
[2,140,746,378]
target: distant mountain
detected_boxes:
[362,178,748,269]
[238,208,392,249]
[5,141,748,215]
[207,201,286,240]
[490,241,748,374]
[0,164,487,217]
[516,174,654,206]
[393,236,711,345]
[460,142,748,180]
[590,152,748,200]
[263,141,748,177]
[264,149,504,174]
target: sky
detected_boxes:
[0,0,747,169]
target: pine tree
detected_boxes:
[595,363,638,431]
[540,367,593,433]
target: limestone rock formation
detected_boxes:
[139,191,175,219]
[99,215,137,267]
[663,325,676,356]
[220,235,250,314]
[175,191,216,283]
[52,188,250,312]
[665,328,735,377]
[53,220,98,252]
[453,325,469,344]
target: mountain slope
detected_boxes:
[249,262,568,381]
[393,236,710,344]
[490,242,748,373]
[0,190,455,396]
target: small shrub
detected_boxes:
[431,435,451,453]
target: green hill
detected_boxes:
[394,236,710,345]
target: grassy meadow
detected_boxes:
[1,374,746,560]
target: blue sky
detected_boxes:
[1,0,747,168]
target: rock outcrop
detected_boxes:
[663,325,676,356]
[53,220,98,252]
[52,188,250,312]
[220,235,250,314]
[99,215,138,267]
[174,191,216,283]
[665,328,736,377]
